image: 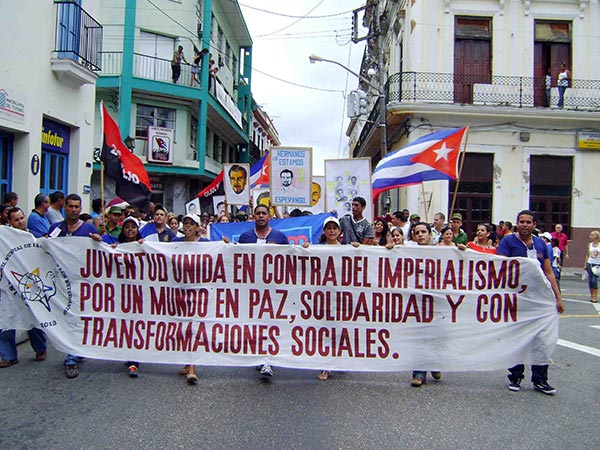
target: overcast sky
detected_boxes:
[239,0,367,175]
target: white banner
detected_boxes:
[0,227,558,371]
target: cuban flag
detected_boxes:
[372,126,468,201]
[250,151,270,188]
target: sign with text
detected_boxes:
[270,147,312,207]
[0,227,558,371]
[147,126,174,164]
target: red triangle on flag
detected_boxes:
[254,155,270,187]
[409,127,467,179]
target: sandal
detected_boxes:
[178,365,190,375]
[317,370,329,381]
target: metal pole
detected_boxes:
[376,1,387,214]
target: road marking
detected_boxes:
[562,298,594,305]
[557,339,600,357]
[560,314,600,318]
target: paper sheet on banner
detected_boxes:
[0,227,559,371]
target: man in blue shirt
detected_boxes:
[48,194,100,378]
[27,193,50,238]
[497,210,564,395]
[237,204,287,376]
[238,204,288,245]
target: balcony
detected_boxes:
[100,51,245,133]
[354,71,600,156]
[386,72,600,110]
[51,1,102,87]
[100,52,200,87]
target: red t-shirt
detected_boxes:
[551,231,568,251]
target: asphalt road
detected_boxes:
[1,276,599,450]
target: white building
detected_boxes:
[349,0,600,265]
[0,1,101,211]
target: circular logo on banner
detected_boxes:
[31,154,40,175]
[1,240,72,316]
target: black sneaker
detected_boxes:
[533,381,557,395]
[508,379,521,391]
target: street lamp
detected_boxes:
[124,135,136,152]
[309,54,381,94]
[308,53,387,163]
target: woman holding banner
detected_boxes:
[174,213,209,384]
[411,222,442,387]
[467,224,497,254]
[304,216,345,380]
[113,216,144,378]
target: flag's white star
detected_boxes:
[433,142,453,162]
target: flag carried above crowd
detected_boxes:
[100,103,152,211]
[372,126,468,201]
[189,126,469,218]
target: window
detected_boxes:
[529,155,572,234]
[135,104,176,139]
[448,153,494,238]
[190,118,198,160]
[0,132,14,201]
[225,42,232,68]
[40,151,68,196]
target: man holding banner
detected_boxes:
[48,194,101,378]
[497,210,564,395]
[237,204,288,377]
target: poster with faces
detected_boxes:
[324,158,373,221]
[269,147,312,207]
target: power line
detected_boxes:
[236,0,353,19]
[252,67,344,93]
[255,0,326,38]
[143,0,346,94]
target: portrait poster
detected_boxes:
[212,195,226,216]
[223,163,250,206]
[324,158,373,221]
[270,147,312,207]
[252,188,276,217]
[184,197,201,215]
[305,176,325,214]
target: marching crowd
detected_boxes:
[1,191,599,395]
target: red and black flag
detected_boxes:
[100,103,152,211]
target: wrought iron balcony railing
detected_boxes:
[53,1,102,71]
[354,71,600,155]
[100,52,200,87]
[386,72,600,110]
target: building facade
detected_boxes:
[349,0,600,266]
[0,0,102,211]
[94,0,254,214]
[250,100,281,163]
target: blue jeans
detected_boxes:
[412,370,428,380]
[587,263,599,289]
[0,328,47,361]
[508,364,548,384]
[557,86,567,108]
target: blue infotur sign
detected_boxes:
[41,118,70,155]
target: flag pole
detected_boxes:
[100,160,105,220]
[99,101,105,225]
[449,126,470,219]
[421,183,429,223]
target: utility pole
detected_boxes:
[352,1,388,209]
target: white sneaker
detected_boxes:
[260,364,273,377]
